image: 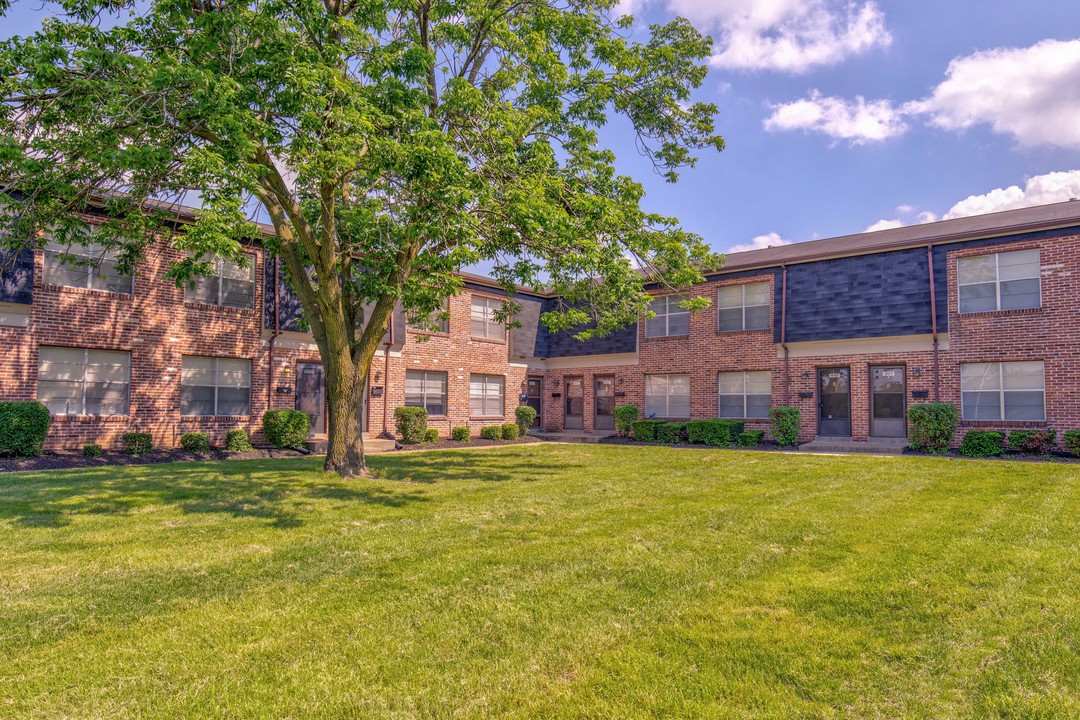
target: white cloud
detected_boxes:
[864,219,904,232]
[895,204,913,214]
[763,91,908,144]
[612,0,647,17]
[943,170,1080,219]
[727,231,792,254]
[916,211,938,224]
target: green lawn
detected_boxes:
[1,446,1078,719]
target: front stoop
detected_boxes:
[799,437,909,455]
[305,436,399,454]
[532,431,613,444]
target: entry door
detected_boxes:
[871,366,907,438]
[818,367,851,437]
[296,363,326,436]
[594,376,615,431]
[526,377,543,428]
[565,378,584,430]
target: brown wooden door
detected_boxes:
[594,376,615,431]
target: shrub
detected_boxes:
[180,432,210,452]
[424,428,440,443]
[262,410,310,449]
[451,426,471,443]
[480,425,502,440]
[769,407,801,447]
[1064,430,1080,458]
[82,443,102,457]
[122,432,153,456]
[614,404,640,437]
[1007,429,1057,455]
[393,406,429,444]
[960,430,1005,457]
[0,401,51,457]
[686,419,744,446]
[514,406,537,435]
[631,419,666,443]
[501,423,520,440]
[225,429,253,452]
[657,422,687,444]
[738,430,766,447]
[907,403,958,453]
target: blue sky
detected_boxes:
[5,1,1080,258]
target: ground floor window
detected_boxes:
[37,346,130,416]
[470,374,504,417]
[718,371,771,419]
[960,361,1045,421]
[181,356,251,416]
[405,370,447,416]
[645,374,690,419]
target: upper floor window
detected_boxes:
[186,253,256,309]
[645,373,690,418]
[957,249,1040,314]
[717,282,770,332]
[718,371,771,419]
[43,237,133,294]
[408,299,450,334]
[181,356,251,417]
[37,346,130,416]
[470,374,504,416]
[960,361,1044,421]
[405,370,448,416]
[645,295,689,338]
[470,296,503,340]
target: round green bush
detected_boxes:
[394,406,429,444]
[501,422,520,440]
[122,432,154,456]
[479,425,502,440]
[738,429,766,447]
[82,443,102,457]
[0,401,51,457]
[959,430,1005,457]
[907,403,958,453]
[514,405,537,435]
[1064,430,1080,458]
[180,432,210,452]
[225,429,253,452]
[614,404,640,437]
[424,428,439,443]
[451,426,470,443]
[769,407,801,447]
[262,410,310,449]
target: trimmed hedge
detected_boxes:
[451,426,470,443]
[180,432,210,452]
[394,406,429,444]
[908,403,958,453]
[225,429,253,452]
[122,432,153,456]
[514,406,536,435]
[960,430,1005,457]
[82,443,102,457]
[686,419,744,446]
[1007,429,1056,455]
[501,423,520,440]
[480,425,502,440]
[631,419,666,443]
[0,401,51,457]
[262,410,310,449]
[657,422,687,444]
[1064,430,1080,458]
[614,404,639,437]
[738,430,766,447]
[423,428,439,443]
[769,407,801,447]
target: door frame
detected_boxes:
[594,375,615,432]
[817,366,851,437]
[564,376,584,430]
[526,375,543,428]
[869,364,907,438]
[295,361,327,437]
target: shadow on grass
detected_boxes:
[370,447,579,485]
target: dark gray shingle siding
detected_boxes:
[0,249,34,305]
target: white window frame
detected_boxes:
[185,252,256,309]
[408,298,450,334]
[718,371,772,419]
[405,370,448,416]
[180,356,252,417]
[717,282,770,332]
[37,346,131,416]
[644,374,691,419]
[957,249,1041,314]
[645,295,690,338]
[43,235,134,294]
[470,296,504,340]
[960,361,1045,422]
[470,374,505,417]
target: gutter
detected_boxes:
[267,257,282,412]
[780,263,790,405]
[927,245,940,402]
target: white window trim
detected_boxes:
[185,252,256,309]
[405,370,448,415]
[645,295,690,338]
[718,371,772,419]
[181,356,252,417]
[717,282,770,332]
[470,374,505,417]
[960,361,1046,422]
[957,249,1041,314]
[470,296,504,340]
[644,373,691,419]
[43,236,134,294]
[37,347,131,416]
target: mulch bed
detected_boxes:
[0,447,308,474]
[396,436,543,452]
[903,448,1080,463]
[598,436,797,452]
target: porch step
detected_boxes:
[304,437,399,454]
[531,431,613,444]
[799,437,909,455]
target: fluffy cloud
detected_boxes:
[763,91,908,144]
[864,218,904,232]
[727,231,792,254]
[942,170,1080,219]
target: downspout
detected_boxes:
[267,257,282,412]
[377,312,395,439]
[780,263,790,404]
[927,245,940,401]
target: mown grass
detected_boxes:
[1,445,1078,719]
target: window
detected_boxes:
[38,347,130,416]
[645,374,690,418]
[181,356,251,416]
[957,249,1040,313]
[470,296,503,340]
[43,237,133,294]
[718,371,771,419]
[405,370,447,415]
[469,374,504,416]
[645,295,690,338]
[960,361,1045,421]
[186,254,256,309]
[717,282,770,332]
[408,299,450,334]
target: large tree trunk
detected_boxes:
[323,356,369,476]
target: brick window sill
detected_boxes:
[958,306,1042,319]
[180,416,251,422]
[960,420,1047,429]
[471,416,505,421]
[406,330,450,338]
[52,415,129,423]
[183,301,257,316]
[643,334,690,342]
[470,336,507,345]
[716,328,772,336]
[39,284,134,300]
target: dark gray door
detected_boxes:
[818,367,851,437]
[871,366,906,438]
[527,377,543,428]
[594,376,615,432]
[296,363,326,436]
[565,378,583,430]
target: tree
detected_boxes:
[0,0,724,476]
